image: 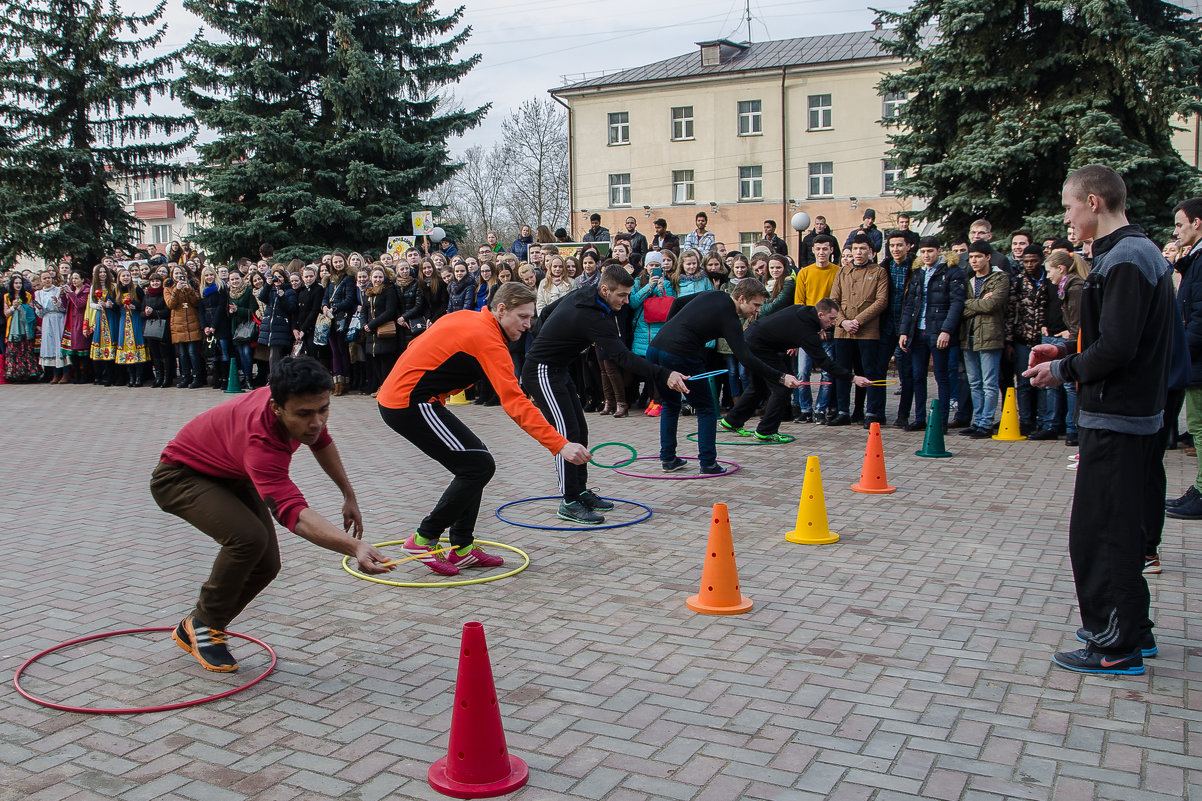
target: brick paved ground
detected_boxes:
[4,382,1202,801]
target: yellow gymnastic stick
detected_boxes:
[379,546,453,568]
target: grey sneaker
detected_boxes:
[557,499,604,524]
[577,489,615,511]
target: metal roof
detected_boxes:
[554,29,895,93]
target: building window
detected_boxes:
[883,160,902,195]
[882,92,907,120]
[672,170,695,204]
[186,222,199,237]
[609,173,631,207]
[739,232,759,257]
[738,166,763,201]
[737,100,762,136]
[671,106,694,141]
[807,94,832,130]
[608,112,629,145]
[808,162,834,198]
[152,224,170,244]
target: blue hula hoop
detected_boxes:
[495,496,653,531]
[687,369,729,382]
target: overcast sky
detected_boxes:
[125,0,908,156]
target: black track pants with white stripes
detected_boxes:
[521,362,588,499]
[379,403,495,547]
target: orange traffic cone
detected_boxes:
[428,622,529,799]
[785,456,839,544]
[686,503,753,615]
[851,422,896,494]
[992,387,1027,441]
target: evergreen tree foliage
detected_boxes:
[876,0,1202,237]
[0,0,193,267]
[177,0,486,262]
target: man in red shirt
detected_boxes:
[151,356,392,672]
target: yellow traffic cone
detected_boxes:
[992,387,1027,441]
[448,390,469,405]
[785,455,839,545]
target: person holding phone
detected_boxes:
[631,251,678,417]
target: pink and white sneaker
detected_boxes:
[402,534,459,575]
[446,545,505,570]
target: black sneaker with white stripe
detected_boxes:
[558,499,604,524]
[577,489,614,511]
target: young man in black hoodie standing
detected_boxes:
[1026,164,1175,676]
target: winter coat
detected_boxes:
[293,283,322,338]
[257,283,298,347]
[959,268,1011,352]
[164,280,203,343]
[1005,270,1048,347]
[395,280,426,328]
[760,276,795,317]
[535,278,572,314]
[361,284,399,357]
[800,228,841,267]
[326,274,357,324]
[510,235,534,261]
[629,276,678,357]
[447,275,477,313]
[898,261,966,341]
[423,282,449,322]
[830,263,889,340]
[473,280,492,312]
[1175,244,1202,384]
[228,285,258,331]
[143,286,172,343]
[198,283,232,340]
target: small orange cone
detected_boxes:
[851,421,896,494]
[992,387,1027,441]
[686,503,753,615]
[428,622,529,798]
[785,456,839,544]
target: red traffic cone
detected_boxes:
[685,503,754,615]
[428,622,529,799]
[851,421,896,494]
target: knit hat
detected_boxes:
[644,251,663,266]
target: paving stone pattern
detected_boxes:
[4,383,1202,800]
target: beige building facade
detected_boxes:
[552,30,1202,257]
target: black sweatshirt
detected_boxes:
[746,305,851,379]
[528,287,671,383]
[652,292,784,382]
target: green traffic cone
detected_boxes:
[223,358,244,394]
[915,399,952,458]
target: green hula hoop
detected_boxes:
[341,539,529,588]
[686,432,795,446]
[589,441,638,469]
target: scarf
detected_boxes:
[227,283,248,302]
[202,282,220,297]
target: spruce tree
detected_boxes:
[177,0,485,263]
[0,0,193,268]
[876,0,1202,237]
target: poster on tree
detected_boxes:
[411,211,433,236]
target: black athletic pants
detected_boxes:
[379,403,495,547]
[521,361,588,500]
[1071,427,1158,655]
[724,350,790,435]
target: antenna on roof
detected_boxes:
[745,0,752,43]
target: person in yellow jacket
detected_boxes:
[828,233,889,426]
[792,233,840,422]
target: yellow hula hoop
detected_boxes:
[340,539,530,588]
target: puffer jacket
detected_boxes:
[257,282,297,346]
[198,283,232,340]
[395,279,426,328]
[164,280,203,342]
[899,260,965,340]
[448,275,477,313]
[830,263,889,340]
[959,268,1010,351]
[629,276,677,356]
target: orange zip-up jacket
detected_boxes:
[376,309,568,454]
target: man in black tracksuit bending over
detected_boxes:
[1025,165,1175,676]
[722,299,873,441]
[523,265,689,524]
[648,280,804,474]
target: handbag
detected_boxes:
[409,318,429,334]
[313,313,331,345]
[642,295,674,324]
[346,314,363,342]
[375,321,397,339]
[233,318,259,343]
[144,318,168,340]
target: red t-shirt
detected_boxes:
[160,387,332,531]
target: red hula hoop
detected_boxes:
[13,626,277,714]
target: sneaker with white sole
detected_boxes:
[753,431,791,443]
[174,615,238,673]
[1052,646,1144,675]
[719,419,751,436]
[558,499,604,524]
[446,545,504,569]
[402,533,459,575]
[1143,553,1162,574]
